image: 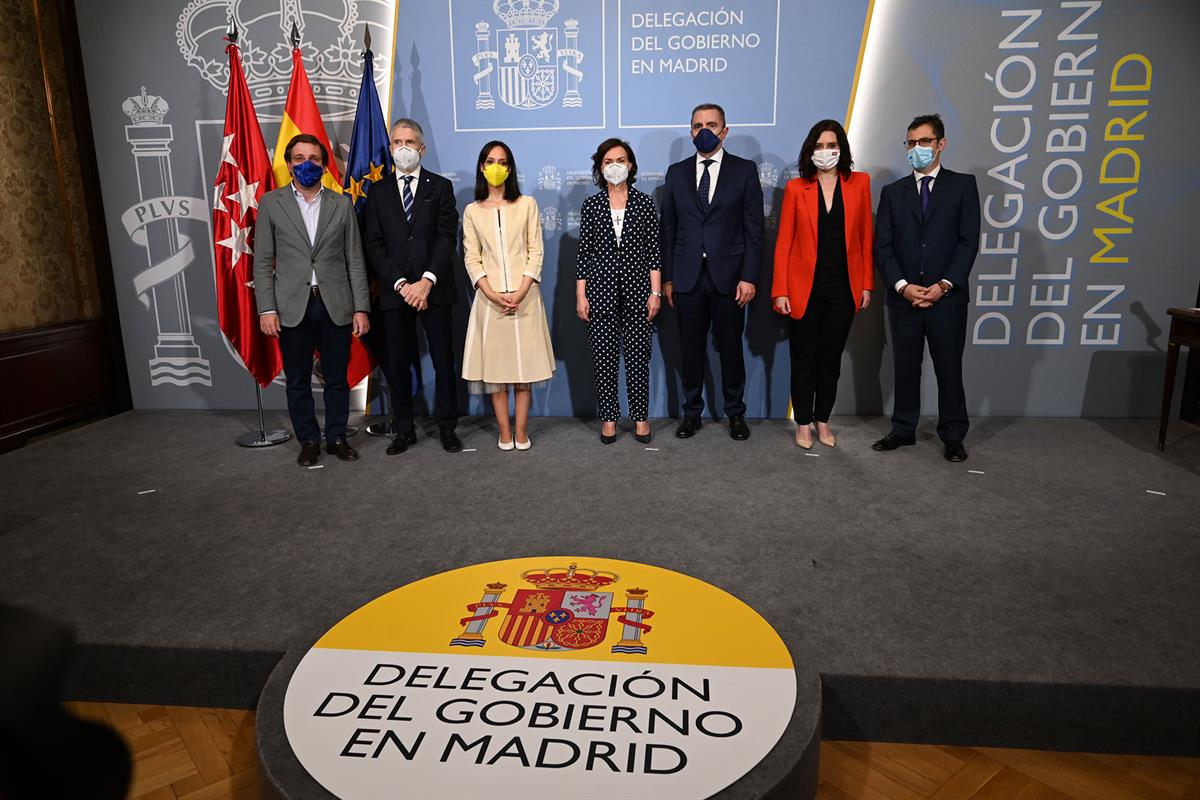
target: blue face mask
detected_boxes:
[906,145,935,171]
[693,127,721,154]
[292,160,324,188]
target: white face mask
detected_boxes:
[393,146,421,173]
[812,149,840,172]
[602,162,630,186]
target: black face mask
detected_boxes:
[693,127,721,154]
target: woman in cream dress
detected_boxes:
[462,140,556,450]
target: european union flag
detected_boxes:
[344,46,391,216]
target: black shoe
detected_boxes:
[326,437,359,461]
[634,423,652,444]
[387,427,419,455]
[729,415,750,440]
[943,440,968,462]
[599,421,617,445]
[440,429,463,453]
[675,416,701,439]
[872,433,916,451]
[297,440,321,467]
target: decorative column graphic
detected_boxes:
[561,17,582,107]
[450,582,509,646]
[472,21,496,109]
[612,587,653,654]
[121,88,210,386]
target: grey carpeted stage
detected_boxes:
[1,410,1198,761]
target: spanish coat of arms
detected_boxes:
[450,563,654,654]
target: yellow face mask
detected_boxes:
[482,163,510,187]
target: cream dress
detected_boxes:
[461,195,556,393]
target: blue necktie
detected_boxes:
[920,175,932,215]
[402,175,414,224]
[698,158,713,212]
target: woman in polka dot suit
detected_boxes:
[575,138,663,444]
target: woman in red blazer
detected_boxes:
[772,119,874,449]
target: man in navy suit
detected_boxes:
[363,118,462,454]
[873,113,980,462]
[661,103,764,440]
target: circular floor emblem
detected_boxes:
[283,556,797,799]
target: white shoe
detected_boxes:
[514,438,532,451]
[497,437,515,451]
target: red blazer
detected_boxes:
[771,171,875,319]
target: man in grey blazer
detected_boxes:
[254,134,371,466]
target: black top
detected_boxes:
[813,178,851,299]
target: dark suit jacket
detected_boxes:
[575,186,661,315]
[362,168,459,309]
[874,167,981,309]
[660,150,764,294]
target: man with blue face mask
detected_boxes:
[873,114,981,462]
[254,133,371,466]
[660,103,765,440]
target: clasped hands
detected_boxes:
[485,286,527,316]
[398,278,432,312]
[901,282,946,308]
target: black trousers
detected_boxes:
[674,267,746,419]
[278,291,352,443]
[888,300,969,442]
[788,295,855,425]
[382,304,458,433]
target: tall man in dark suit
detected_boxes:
[873,114,981,462]
[362,118,462,454]
[255,134,371,466]
[661,103,764,440]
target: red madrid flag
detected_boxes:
[213,36,282,387]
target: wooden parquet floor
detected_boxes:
[69,702,1200,800]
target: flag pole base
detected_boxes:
[236,429,292,448]
[365,419,393,437]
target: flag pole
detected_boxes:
[220,17,289,449]
[237,377,291,447]
[359,22,391,439]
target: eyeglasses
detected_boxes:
[903,137,940,149]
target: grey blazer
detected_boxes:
[253,185,370,327]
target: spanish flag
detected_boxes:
[272,47,342,193]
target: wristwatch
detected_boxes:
[650,291,663,297]
[938,280,952,294]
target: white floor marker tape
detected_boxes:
[462,448,477,452]
[1145,489,1166,496]
[804,452,819,457]
[308,465,324,470]
[137,489,156,495]
[968,469,985,475]
[645,447,660,451]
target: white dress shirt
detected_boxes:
[393,166,439,292]
[292,184,323,287]
[694,147,724,203]
[894,164,952,294]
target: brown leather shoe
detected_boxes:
[297,440,321,467]
[325,437,359,461]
